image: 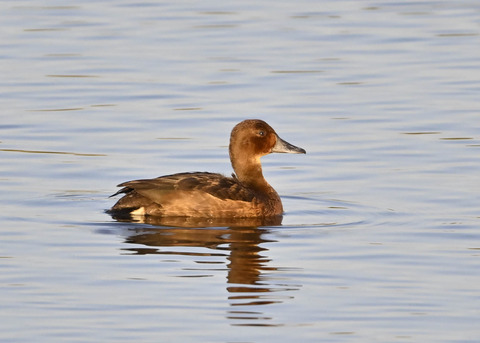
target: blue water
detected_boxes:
[1,1,479,342]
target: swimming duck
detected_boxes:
[108,119,305,219]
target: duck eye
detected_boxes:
[258,130,265,137]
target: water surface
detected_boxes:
[1,1,479,342]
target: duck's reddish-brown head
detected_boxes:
[230,119,305,157]
[229,119,305,185]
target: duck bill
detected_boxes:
[272,135,306,154]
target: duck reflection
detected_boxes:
[118,215,300,326]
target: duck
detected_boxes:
[108,119,306,219]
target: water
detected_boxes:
[1,1,479,342]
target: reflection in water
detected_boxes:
[119,219,301,326]
[112,214,282,228]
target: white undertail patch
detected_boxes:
[130,207,146,215]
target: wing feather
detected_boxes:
[112,172,255,205]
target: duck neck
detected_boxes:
[231,157,273,194]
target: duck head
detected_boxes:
[229,119,305,187]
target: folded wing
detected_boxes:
[109,172,259,217]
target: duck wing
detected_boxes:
[109,172,259,217]
[114,172,254,202]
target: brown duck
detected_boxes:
[108,119,305,219]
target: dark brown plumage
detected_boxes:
[108,119,305,219]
